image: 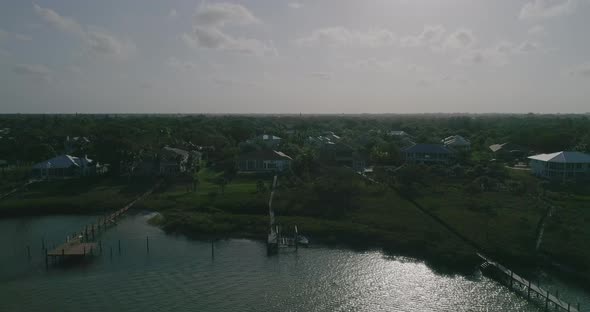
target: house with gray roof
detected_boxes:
[528,151,590,180]
[442,135,471,150]
[402,144,453,164]
[237,150,292,173]
[159,146,190,176]
[31,154,102,179]
[249,134,283,148]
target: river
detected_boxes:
[0,212,588,312]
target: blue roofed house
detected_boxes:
[31,155,104,179]
[402,144,453,164]
[528,151,590,180]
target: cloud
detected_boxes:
[168,9,178,18]
[288,3,303,9]
[517,41,539,53]
[33,4,134,58]
[167,57,198,71]
[193,2,260,27]
[444,29,475,49]
[140,82,154,89]
[182,3,274,56]
[33,4,84,35]
[568,63,590,79]
[528,25,546,35]
[495,41,514,54]
[308,72,332,80]
[0,29,32,41]
[519,0,578,20]
[456,50,489,65]
[400,25,446,48]
[12,63,52,82]
[296,27,396,47]
[350,58,400,71]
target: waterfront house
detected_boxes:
[388,130,411,137]
[64,136,91,154]
[237,150,292,173]
[31,154,101,179]
[528,151,590,180]
[319,142,367,172]
[402,143,453,164]
[489,142,527,160]
[442,135,471,150]
[249,134,283,147]
[159,146,190,176]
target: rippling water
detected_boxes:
[0,213,588,312]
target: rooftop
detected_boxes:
[239,149,292,161]
[528,151,590,163]
[32,155,93,169]
[402,143,452,154]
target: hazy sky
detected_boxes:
[1,0,589,113]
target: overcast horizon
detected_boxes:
[1,0,590,114]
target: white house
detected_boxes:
[442,135,471,150]
[528,151,590,180]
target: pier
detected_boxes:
[44,182,160,267]
[478,253,581,312]
[267,176,305,253]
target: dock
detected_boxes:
[267,176,305,253]
[478,253,581,312]
[44,182,160,267]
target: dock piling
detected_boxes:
[110,246,113,261]
[27,245,31,261]
[546,290,549,311]
[146,236,149,254]
[528,280,531,299]
[41,238,45,251]
[45,248,48,269]
[211,240,214,259]
[118,240,121,255]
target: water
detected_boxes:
[0,213,588,312]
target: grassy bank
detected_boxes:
[141,167,590,284]
[140,168,478,269]
[0,176,155,217]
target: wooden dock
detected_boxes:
[47,241,97,257]
[44,182,160,267]
[478,253,581,312]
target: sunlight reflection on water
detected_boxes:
[0,213,585,312]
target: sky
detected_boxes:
[0,0,589,114]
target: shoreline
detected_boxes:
[1,207,589,292]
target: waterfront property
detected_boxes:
[31,154,104,179]
[248,134,283,147]
[489,142,528,160]
[442,135,471,150]
[402,143,453,164]
[237,149,292,172]
[528,151,590,180]
[159,146,190,176]
[318,142,367,172]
